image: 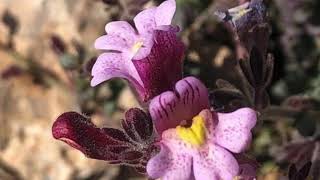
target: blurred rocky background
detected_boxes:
[0,0,319,180]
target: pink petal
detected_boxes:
[214,108,257,153]
[149,77,210,134]
[133,0,177,35]
[147,143,193,180]
[133,30,184,102]
[134,7,157,35]
[90,68,144,95]
[90,53,144,93]
[91,53,124,76]
[198,109,218,137]
[161,128,196,154]
[155,0,176,26]
[105,21,136,44]
[94,35,130,51]
[193,143,239,180]
[146,144,171,178]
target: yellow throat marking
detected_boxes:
[176,115,206,147]
[131,41,143,54]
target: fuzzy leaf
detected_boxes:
[121,108,154,142]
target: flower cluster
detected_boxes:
[52,0,263,179]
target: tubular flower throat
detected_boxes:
[131,41,144,55]
[177,115,207,147]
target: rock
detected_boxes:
[0,63,119,180]
[0,0,110,85]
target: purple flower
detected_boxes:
[52,108,158,173]
[147,77,257,180]
[92,0,185,102]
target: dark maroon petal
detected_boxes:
[122,108,154,142]
[132,30,185,102]
[52,112,130,161]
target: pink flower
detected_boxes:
[92,0,185,102]
[147,77,257,180]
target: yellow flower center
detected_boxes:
[176,115,207,147]
[131,41,143,54]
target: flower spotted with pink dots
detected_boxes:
[147,77,257,180]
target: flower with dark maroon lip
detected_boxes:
[92,0,185,102]
[52,108,158,173]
